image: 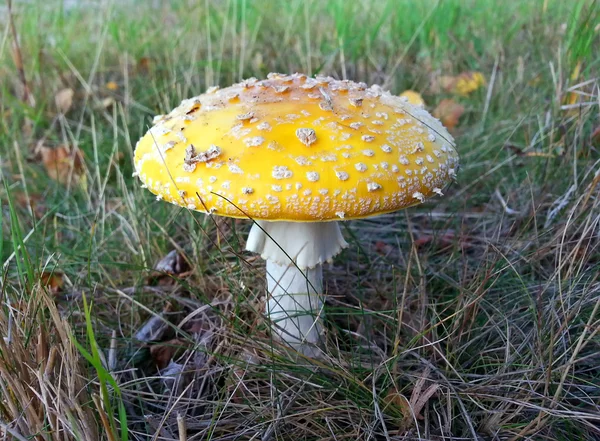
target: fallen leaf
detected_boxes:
[374,240,392,255]
[54,88,74,114]
[383,389,411,418]
[413,232,457,251]
[431,71,486,96]
[413,234,433,248]
[150,339,186,370]
[40,271,64,294]
[433,99,465,130]
[398,90,425,107]
[452,71,486,96]
[14,192,46,218]
[137,57,151,72]
[106,81,118,91]
[40,145,86,188]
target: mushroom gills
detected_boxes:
[246,220,348,355]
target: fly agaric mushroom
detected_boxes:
[133,73,459,357]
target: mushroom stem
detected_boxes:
[246,220,348,356]
[266,260,324,356]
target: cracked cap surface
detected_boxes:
[133,73,459,221]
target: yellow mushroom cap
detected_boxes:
[133,73,459,221]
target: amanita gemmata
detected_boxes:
[133,73,459,357]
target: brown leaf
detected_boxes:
[40,271,64,294]
[137,57,152,73]
[433,99,465,131]
[14,192,46,218]
[383,389,411,418]
[413,234,433,248]
[374,240,392,255]
[40,145,86,187]
[54,88,74,114]
[438,75,457,92]
[150,339,186,370]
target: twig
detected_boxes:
[177,413,187,441]
[6,0,34,106]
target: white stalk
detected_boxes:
[266,261,324,356]
[246,220,348,356]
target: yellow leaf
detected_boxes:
[398,90,425,107]
[106,81,118,91]
[433,99,465,130]
[432,71,486,96]
[453,71,486,96]
[54,88,74,114]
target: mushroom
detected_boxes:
[133,73,459,357]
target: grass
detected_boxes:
[1,0,599,439]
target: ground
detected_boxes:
[0,0,599,440]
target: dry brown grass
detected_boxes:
[0,285,99,440]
